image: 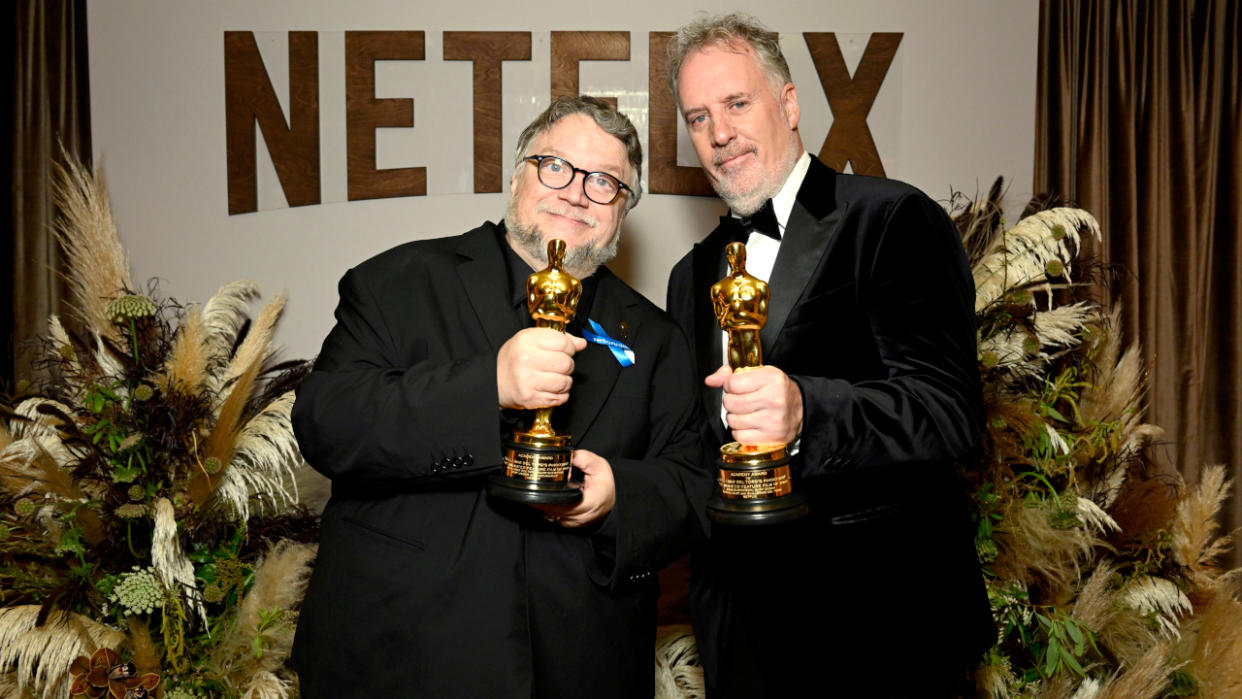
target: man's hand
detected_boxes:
[534,449,616,527]
[497,328,588,409]
[705,363,803,445]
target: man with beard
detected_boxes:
[291,96,709,696]
[664,14,994,697]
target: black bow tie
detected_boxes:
[738,199,780,241]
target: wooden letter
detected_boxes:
[346,31,425,201]
[804,32,902,177]
[224,31,320,215]
[444,32,532,193]
[550,31,629,108]
[647,32,713,197]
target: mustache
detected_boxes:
[712,144,755,169]
[536,203,598,228]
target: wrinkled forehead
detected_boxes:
[680,39,783,93]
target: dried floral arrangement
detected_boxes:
[957,180,1242,697]
[0,158,320,698]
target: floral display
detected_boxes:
[0,157,320,697]
[955,180,1242,697]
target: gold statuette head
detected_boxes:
[527,239,583,331]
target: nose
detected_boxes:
[711,114,736,147]
[557,170,590,207]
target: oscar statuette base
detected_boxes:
[488,430,583,505]
[706,442,809,525]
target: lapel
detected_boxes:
[690,219,736,445]
[456,224,624,444]
[563,269,627,443]
[761,156,842,357]
[455,224,523,351]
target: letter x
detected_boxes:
[804,33,902,177]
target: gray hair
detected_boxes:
[512,95,643,210]
[666,13,792,109]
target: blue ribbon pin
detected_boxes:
[582,319,635,367]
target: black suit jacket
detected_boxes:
[666,157,993,696]
[292,222,709,697]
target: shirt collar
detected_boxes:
[770,151,812,234]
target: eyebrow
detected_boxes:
[683,91,753,119]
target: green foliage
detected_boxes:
[252,608,285,659]
[1166,669,1198,697]
[1034,611,1097,680]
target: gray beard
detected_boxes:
[713,139,803,216]
[504,205,619,279]
[717,182,780,217]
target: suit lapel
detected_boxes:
[762,157,841,357]
[564,270,626,442]
[456,225,523,351]
[456,227,623,444]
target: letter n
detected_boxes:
[224,31,321,215]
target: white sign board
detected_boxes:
[88,0,1038,357]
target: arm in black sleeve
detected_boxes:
[292,267,503,485]
[793,191,983,476]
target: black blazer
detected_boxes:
[666,157,993,696]
[292,223,709,697]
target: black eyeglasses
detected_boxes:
[524,155,632,206]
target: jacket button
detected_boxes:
[462,454,474,467]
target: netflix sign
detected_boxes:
[87,2,1037,356]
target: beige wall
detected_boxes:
[88,0,1039,357]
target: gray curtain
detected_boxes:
[9,0,91,380]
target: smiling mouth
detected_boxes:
[539,206,597,228]
[714,150,754,171]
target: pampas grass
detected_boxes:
[1094,641,1175,699]
[151,498,207,628]
[972,207,1097,312]
[158,303,209,397]
[0,607,124,696]
[213,392,302,520]
[1184,585,1242,697]
[991,498,1099,598]
[1172,465,1234,588]
[200,281,262,388]
[654,625,704,699]
[50,155,133,342]
[207,540,316,697]
[1119,577,1191,639]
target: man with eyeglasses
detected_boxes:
[290,96,709,696]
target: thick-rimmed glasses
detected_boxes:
[524,155,632,206]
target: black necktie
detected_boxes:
[740,199,780,241]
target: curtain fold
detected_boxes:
[10,0,91,378]
[1036,0,1242,565]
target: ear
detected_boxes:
[780,82,800,130]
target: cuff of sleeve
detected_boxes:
[587,510,618,577]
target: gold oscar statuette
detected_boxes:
[707,242,809,525]
[487,239,585,504]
